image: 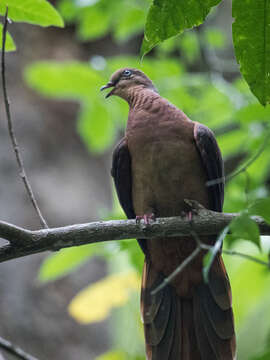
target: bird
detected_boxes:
[101,68,236,360]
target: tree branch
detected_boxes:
[0,336,38,360]
[0,205,269,264]
[1,8,48,229]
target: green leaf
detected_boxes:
[230,213,261,251]
[248,198,270,224]
[232,0,270,106]
[141,0,222,57]
[24,61,102,101]
[203,226,229,282]
[0,0,64,27]
[78,101,115,153]
[38,244,101,283]
[0,26,16,52]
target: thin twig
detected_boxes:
[226,132,270,182]
[1,8,48,229]
[207,129,270,187]
[151,221,215,295]
[151,218,270,295]
[0,336,38,360]
[151,246,201,295]
[222,249,270,267]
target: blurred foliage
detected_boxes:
[24,57,184,152]
[2,0,270,358]
[38,243,106,282]
[95,350,129,360]
[69,271,140,323]
[0,0,64,27]
[57,0,150,42]
[251,352,270,360]
[55,0,270,105]
[203,28,226,49]
[96,350,144,360]
[223,242,270,359]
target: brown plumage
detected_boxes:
[101,68,236,360]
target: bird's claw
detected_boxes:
[136,213,156,225]
[181,209,198,222]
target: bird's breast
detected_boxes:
[126,116,209,217]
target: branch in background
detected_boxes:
[226,131,270,182]
[213,122,240,137]
[0,203,269,265]
[207,128,270,187]
[1,8,48,229]
[0,336,38,360]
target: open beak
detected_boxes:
[100,81,115,98]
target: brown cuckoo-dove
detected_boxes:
[101,68,236,360]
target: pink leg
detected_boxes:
[136,213,155,225]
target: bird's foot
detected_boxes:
[136,213,156,225]
[181,209,198,222]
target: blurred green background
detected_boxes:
[1,0,270,359]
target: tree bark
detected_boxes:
[0,203,269,264]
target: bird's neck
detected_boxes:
[125,86,159,108]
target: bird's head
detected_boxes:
[100,68,157,101]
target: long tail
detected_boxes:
[141,255,236,360]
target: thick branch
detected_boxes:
[0,206,269,264]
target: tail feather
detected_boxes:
[193,295,217,360]
[168,297,182,359]
[141,262,165,325]
[199,283,234,339]
[141,256,236,360]
[141,260,178,359]
[208,256,232,310]
[151,291,176,359]
[194,285,235,360]
[182,299,201,360]
[145,285,172,346]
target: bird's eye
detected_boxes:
[122,69,132,77]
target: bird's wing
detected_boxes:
[111,137,146,253]
[193,123,236,359]
[194,122,224,212]
[111,137,135,219]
